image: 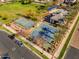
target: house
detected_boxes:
[50,13,65,24]
[0,0,5,2]
[53,9,68,16]
[58,0,77,4]
[64,0,77,3]
[44,9,68,25]
[34,0,52,4]
[34,0,66,4]
[0,0,11,2]
[57,0,65,4]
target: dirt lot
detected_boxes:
[71,27,79,49]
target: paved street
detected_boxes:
[64,20,79,59]
[0,31,41,59]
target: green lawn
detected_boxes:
[0,2,47,24]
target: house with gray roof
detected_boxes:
[50,13,65,24]
[34,0,52,4]
[44,9,68,25]
[64,0,77,3]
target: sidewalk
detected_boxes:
[53,12,79,59]
[2,24,52,59]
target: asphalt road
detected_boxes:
[64,46,79,59]
[0,31,41,59]
[64,21,79,59]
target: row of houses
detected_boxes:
[0,0,78,4]
[0,0,11,2]
[34,0,77,4]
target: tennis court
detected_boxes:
[15,17,35,29]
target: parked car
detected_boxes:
[2,57,10,59]
[8,34,15,40]
[15,40,23,47]
[2,53,10,59]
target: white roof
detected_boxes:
[50,13,64,21]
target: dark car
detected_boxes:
[15,40,23,47]
[2,53,10,59]
[2,57,10,59]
